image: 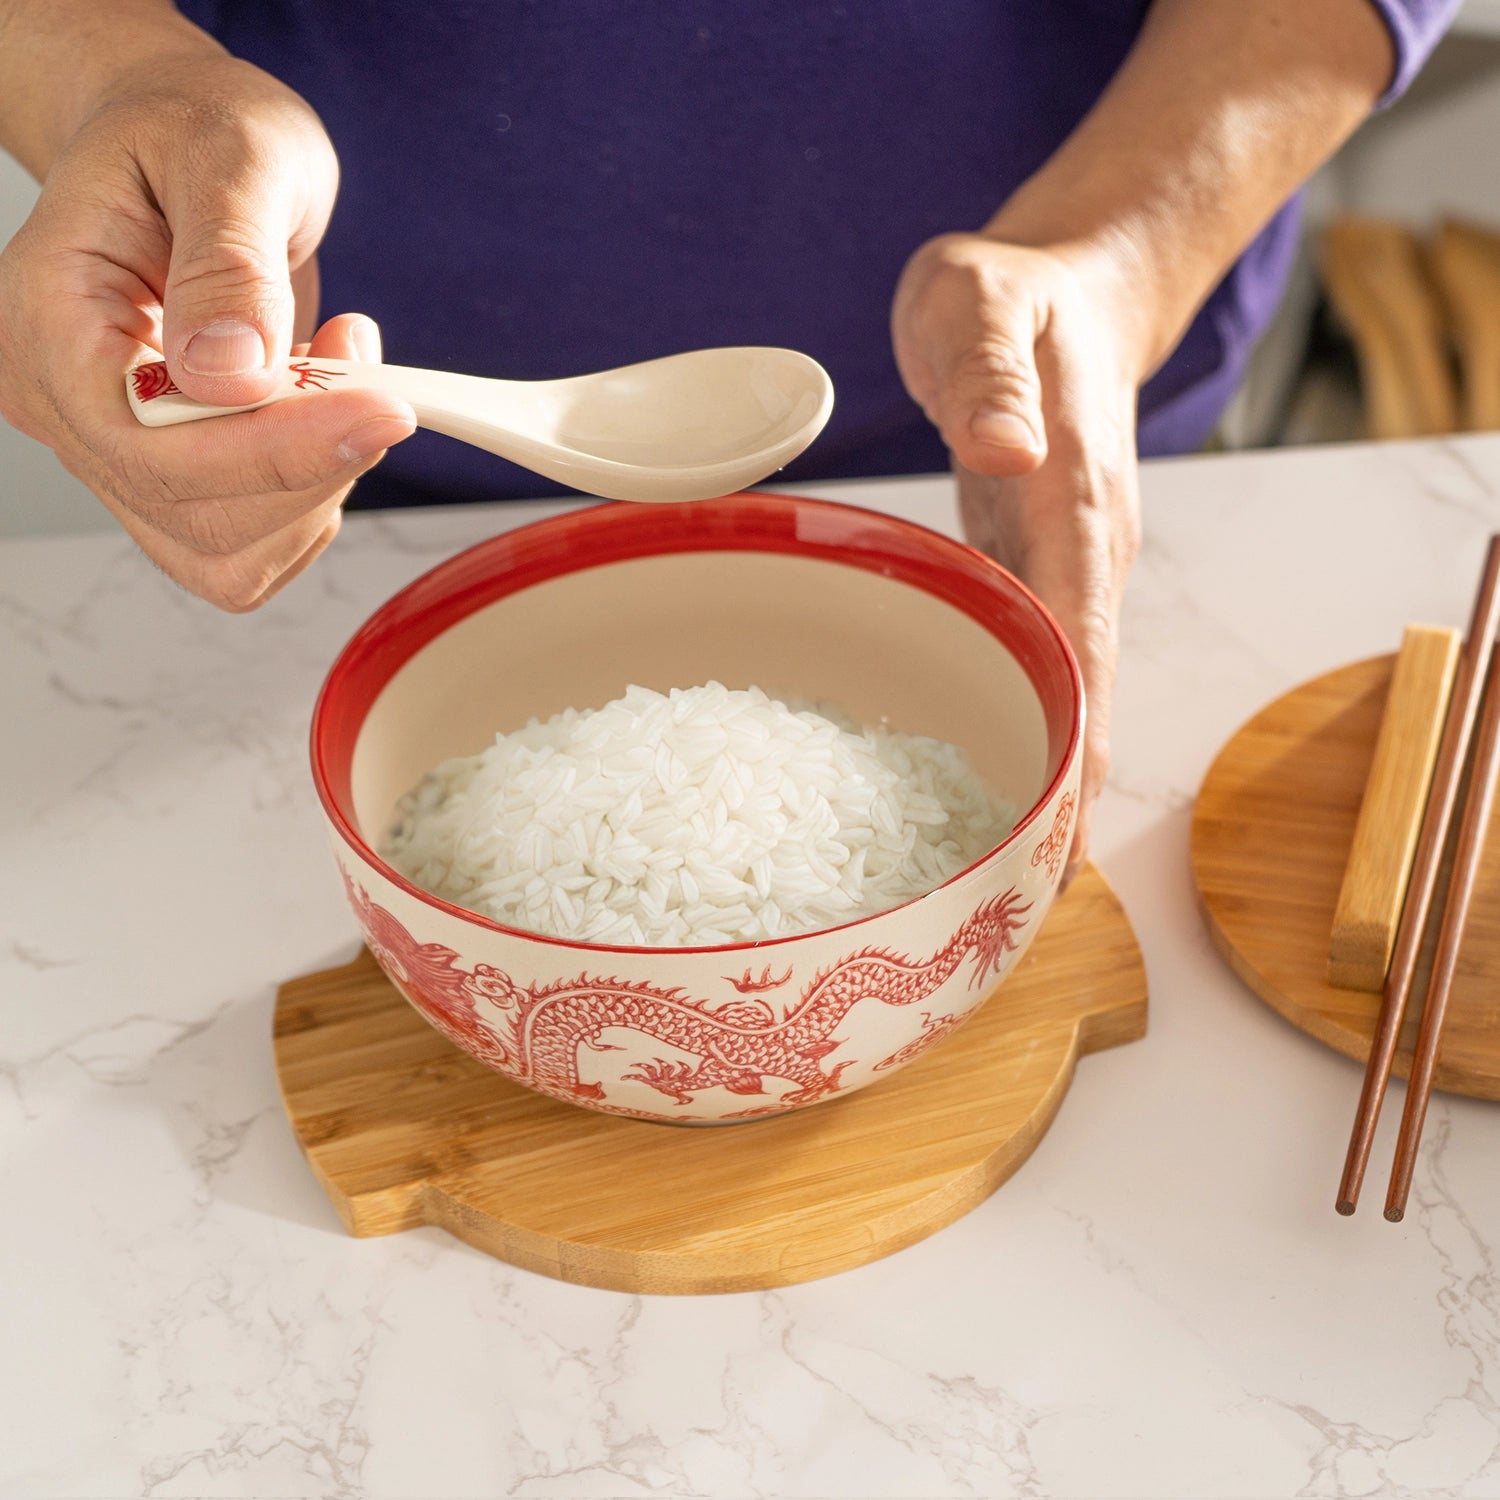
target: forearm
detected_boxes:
[987,0,1396,377]
[0,0,223,178]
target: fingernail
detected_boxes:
[183,319,268,376]
[350,316,382,363]
[969,409,1038,451]
[337,416,414,464]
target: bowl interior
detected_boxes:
[315,496,1080,917]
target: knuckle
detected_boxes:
[256,513,340,604]
[227,418,344,496]
[196,553,273,613]
[258,444,321,494]
[169,228,281,299]
[901,232,964,286]
[163,117,290,293]
[1075,596,1121,662]
[918,230,972,263]
[923,235,1032,305]
[161,94,279,179]
[175,497,246,557]
[938,344,1043,445]
[235,441,333,499]
[216,442,326,502]
[916,232,994,284]
[951,337,1039,392]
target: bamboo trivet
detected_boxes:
[273,862,1146,1295]
[1191,653,1500,1099]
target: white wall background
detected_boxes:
[3,9,1500,538]
[0,151,116,536]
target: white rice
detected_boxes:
[379,682,1015,947]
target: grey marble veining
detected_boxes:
[4,447,1500,1498]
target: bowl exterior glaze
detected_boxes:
[324,770,1076,1122]
[314,495,1082,1124]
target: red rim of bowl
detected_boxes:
[311,491,1083,955]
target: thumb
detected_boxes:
[158,171,306,407]
[935,335,1048,480]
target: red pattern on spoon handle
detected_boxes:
[287,361,344,390]
[129,359,343,403]
[130,362,181,402]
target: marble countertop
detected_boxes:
[4,440,1500,1500]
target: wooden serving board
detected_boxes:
[273,863,1146,1295]
[1191,653,1500,1099]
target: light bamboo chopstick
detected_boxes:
[1384,644,1500,1219]
[1336,533,1500,1215]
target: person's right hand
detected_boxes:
[892,233,1144,883]
[0,50,416,610]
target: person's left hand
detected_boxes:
[891,232,1146,882]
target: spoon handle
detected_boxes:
[125,357,484,428]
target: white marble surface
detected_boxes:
[3,444,1500,1499]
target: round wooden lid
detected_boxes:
[1191,653,1500,1102]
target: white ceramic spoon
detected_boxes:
[126,346,834,503]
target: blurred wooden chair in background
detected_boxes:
[1431,219,1500,431]
[1321,216,1458,439]
[1321,215,1500,440]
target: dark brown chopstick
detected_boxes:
[1336,533,1500,1215]
[1384,644,1500,1219]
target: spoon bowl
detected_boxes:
[126,346,834,502]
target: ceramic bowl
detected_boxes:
[311,494,1082,1123]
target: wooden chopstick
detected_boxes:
[1384,644,1500,1219]
[1336,533,1500,1215]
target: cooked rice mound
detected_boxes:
[380,682,1015,946]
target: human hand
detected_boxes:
[0,50,415,610]
[891,234,1144,880]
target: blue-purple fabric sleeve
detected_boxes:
[1366,0,1464,104]
[166,1,1465,502]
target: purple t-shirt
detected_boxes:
[178,0,1456,507]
